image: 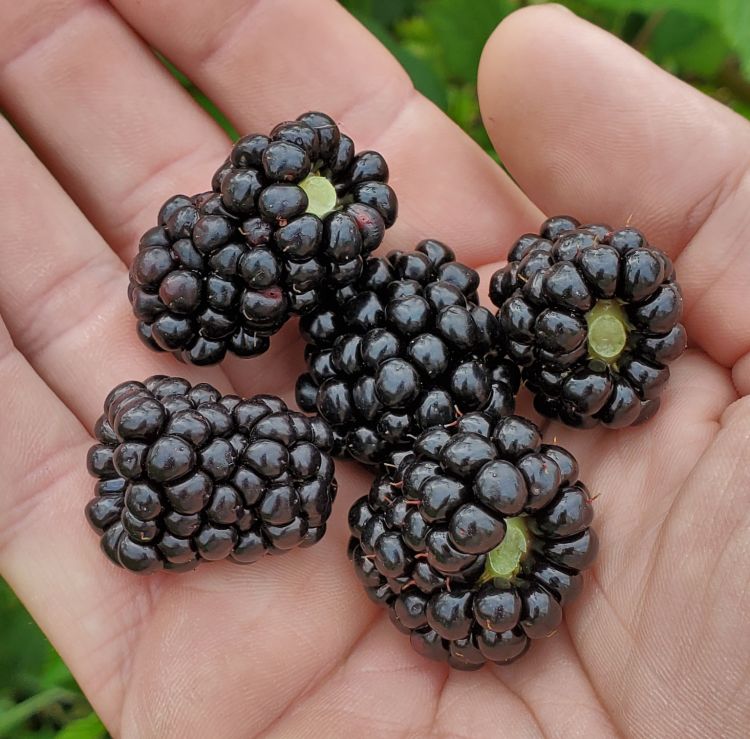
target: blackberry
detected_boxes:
[490,216,686,428]
[215,111,397,288]
[85,376,337,574]
[295,242,520,465]
[348,414,597,669]
[129,112,397,364]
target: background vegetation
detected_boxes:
[2,0,749,736]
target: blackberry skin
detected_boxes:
[490,216,686,428]
[129,112,397,364]
[85,376,337,574]
[295,242,520,465]
[214,111,397,293]
[130,191,270,364]
[347,414,597,669]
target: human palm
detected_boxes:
[0,2,748,736]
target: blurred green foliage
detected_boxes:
[0,580,106,738]
[2,0,750,735]
[342,0,750,151]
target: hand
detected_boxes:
[0,2,747,736]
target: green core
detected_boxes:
[586,300,628,364]
[300,173,337,219]
[482,516,529,582]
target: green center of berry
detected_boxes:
[586,300,629,364]
[300,173,337,219]
[482,516,529,582]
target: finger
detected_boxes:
[0,119,230,427]
[551,352,733,623]
[0,0,229,257]
[574,395,750,736]
[731,352,750,397]
[106,0,539,266]
[478,4,750,252]
[0,316,133,728]
[477,5,750,373]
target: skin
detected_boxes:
[0,1,748,736]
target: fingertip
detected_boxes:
[477,3,609,150]
[478,3,575,85]
[476,2,750,251]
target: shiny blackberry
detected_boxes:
[129,112,397,364]
[295,242,520,465]
[130,192,270,363]
[347,415,597,669]
[85,376,337,574]
[489,216,686,428]
[215,112,396,282]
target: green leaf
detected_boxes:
[568,0,718,22]
[157,56,238,140]
[719,0,750,76]
[0,688,77,738]
[423,0,516,80]
[190,90,239,140]
[0,580,52,692]
[13,729,57,739]
[343,0,419,27]
[39,652,77,692]
[548,0,633,37]
[730,98,750,118]
[648,10,728,77]
[648,9,710,55]
[352,14,447,106]
[446,84,480,131]
[54,713,107,739]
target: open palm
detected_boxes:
[0,2,748,736]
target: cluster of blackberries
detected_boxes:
[348,414,597,669]
[295,241,520,464]
[107,113,688,670]
[490,216,686,428]
[129,112,397,364]
[85,376,336,573]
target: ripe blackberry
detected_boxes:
[295,242,520,465]
[347,414,597,669]
[214,111,397,288]
[129,112,397,364]
[85,376,336,574]
[490,216,686,428]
